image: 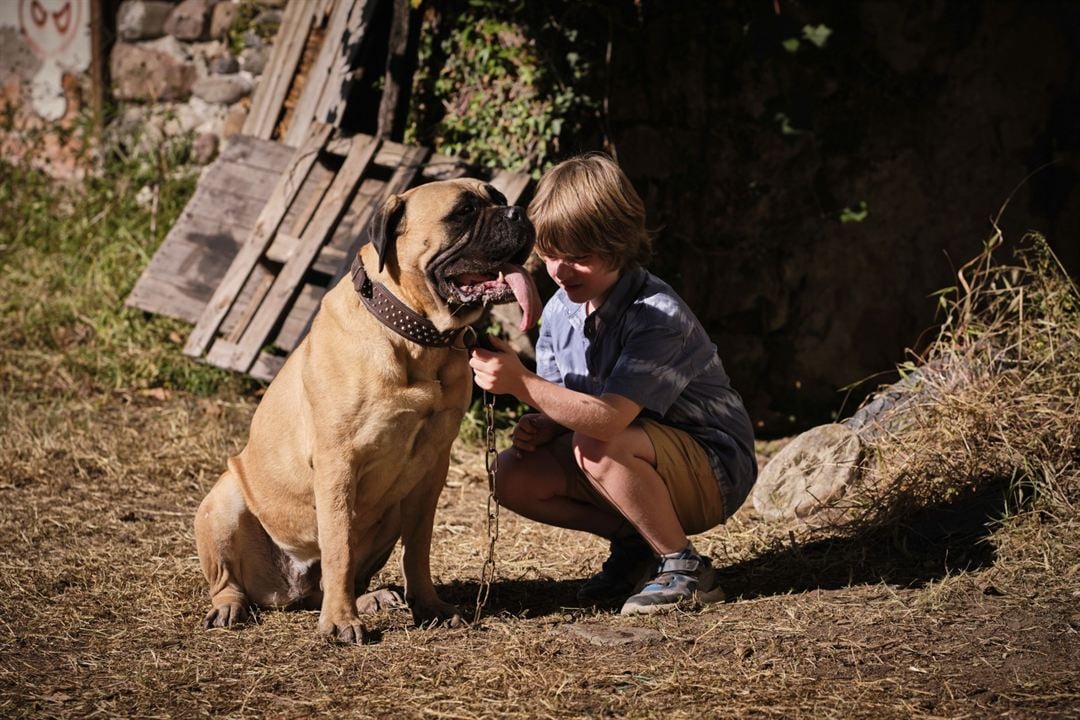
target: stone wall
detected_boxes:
[0,0,282,176]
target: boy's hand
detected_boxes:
[511,413,562,454]
[469,335,529,397]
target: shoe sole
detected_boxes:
[619,586,726,616]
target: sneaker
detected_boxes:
[619,545,726,616]
[576,533,656,605]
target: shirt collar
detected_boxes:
[555,264,647,338]
[593,264,648,327]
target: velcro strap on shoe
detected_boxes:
[658,557,700,574]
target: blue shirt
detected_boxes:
[536,265,758,511]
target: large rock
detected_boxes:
[751,424,863,521]
[192,75,252,105]
[116,1,175,41]
[165,0,210,41]
[210,1,240,40]
[110,41,196,102]
[240,45,270,75]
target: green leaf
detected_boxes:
[840,201,870,223]
[802,24,833,48]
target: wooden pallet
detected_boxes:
[242,0,382,145]
[125,128,532,382]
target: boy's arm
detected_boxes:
[470,337,641,442]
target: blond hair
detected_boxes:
[527,153,651,269]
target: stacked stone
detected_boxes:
[110,0,284,164]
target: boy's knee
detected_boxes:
[572,432,619,481]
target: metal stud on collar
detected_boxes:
[351,256,464,348]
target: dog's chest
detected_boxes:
[355,371,469,489]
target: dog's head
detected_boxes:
[361,178,540,331]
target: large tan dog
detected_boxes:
[195,179,539,642]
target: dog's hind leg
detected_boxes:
[194,469,293,628]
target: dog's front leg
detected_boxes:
[313,454,369,643]
[400,454,463,627]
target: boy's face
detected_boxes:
[541,252,622,308]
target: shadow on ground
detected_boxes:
[718,486,1011,600]
[435,486,1015,618]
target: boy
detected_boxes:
[469,153,756,615]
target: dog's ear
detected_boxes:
[368,194,405,273]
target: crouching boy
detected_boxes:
[469,153,757,614]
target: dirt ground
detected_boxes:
[0,392,1077,719]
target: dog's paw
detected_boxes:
[355,587,407,614]
[411,599,464,629]
[318,612,370,644]
[203,602,250,629]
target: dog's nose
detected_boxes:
[505,206,524,223]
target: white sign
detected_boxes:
[0,0,92,120]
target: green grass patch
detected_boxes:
[0,152,255,400]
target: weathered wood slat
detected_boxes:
[250,353,286,383]
[242,0,319,139]
[224,135,383,372]
[183,123,334,358]
[218,134,296,173]
[272,282,327,351]
[329,144,430,288]
[489,168,532,207]
[284,0,376,147]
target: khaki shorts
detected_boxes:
[548,419,727,536]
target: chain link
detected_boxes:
[473,389,500,624]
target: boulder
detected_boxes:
[116,1,175,41]
[252,9,283,37]
[192,75,252,105]
[240,45,270,75]
[192,132,219,165]
[110,42,196,102]
[751,424,863,521]
[143,35,191,64]
[164,0,210,41]
[221,102,248,139]
[209,54,240,75]
[210,1,240,40]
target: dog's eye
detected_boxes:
[454,197,479,217]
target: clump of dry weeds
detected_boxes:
[844,232,1078,533]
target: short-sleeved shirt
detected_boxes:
[535,265,758,511]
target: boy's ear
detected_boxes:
[368,194,405,273]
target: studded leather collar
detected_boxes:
[351,255,475,349]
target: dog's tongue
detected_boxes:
[500,263,540,331]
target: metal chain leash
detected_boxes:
[472,389,500,624]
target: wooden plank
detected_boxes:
[271,282,327,351]
[488,169,532,207]
[196,161,283,203]
[126,218,248,319]
[330,144,430,287]
[218,134,296,173]
[277,144,430,357]
[250,353,286,383]
[224,135,384,372]
[285,0,378,147]
[184,123,334,358]
[375,0,417,141]
[243,0,317,139]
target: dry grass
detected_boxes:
[1,218,1077,716]
[840,233,1078,532]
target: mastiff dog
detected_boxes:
[195,178,539,642]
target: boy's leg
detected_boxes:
[494,442,625,538]
[572,428,689,554]
[574,421,727,614]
